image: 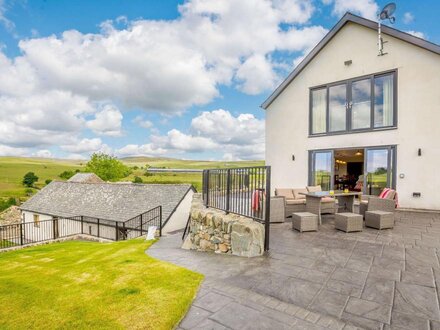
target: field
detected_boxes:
[0,157,264,199]
[0,239,203,329]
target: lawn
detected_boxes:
[0,239,203,330]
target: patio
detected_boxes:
[148,210,440,329]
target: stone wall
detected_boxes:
[182,194,265,257]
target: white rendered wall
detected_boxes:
[162,190,194,234]
[266,22,440,209]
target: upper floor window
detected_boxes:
[310,71,396,135]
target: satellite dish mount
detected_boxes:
[377,3,396,56]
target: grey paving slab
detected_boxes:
[341,312,384,330]
[193,292,234,313]
[310,289,349,317]
[345,255,373,272]
[180,305,213,329]
[209,302,291,330]
[326,279,363,298]
[390,310,429,330]
[394,282,440,320]
[362,276,395,305]
[147,210,440,330]
[331,268,368,287]
[345,297,392,324]
[401,269,435,287]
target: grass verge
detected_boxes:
[0,239,203,329]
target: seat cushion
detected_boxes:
[293,188,308,200]
[275,188,294,199]
[321,197,335,203]
[307,185,322,193]
[286,199,306,205]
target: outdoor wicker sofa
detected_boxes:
[275,187,336,217]
[360,195,396,218]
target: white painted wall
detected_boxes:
[162,190,194,234]
[266,22,440,209]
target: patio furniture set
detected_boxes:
[272,186,397,233]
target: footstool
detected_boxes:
[292,212,318,232]
[335,212,363,232]
[365,210,394,229]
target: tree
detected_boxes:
[45,179,52,185]
[22,172,38,187]
[59,170,75,180]
[133,176,143,184]
[85,153,131,181]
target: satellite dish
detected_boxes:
[377,3,397,56]
[379,3,396,22]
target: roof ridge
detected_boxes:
[261,12,440,109]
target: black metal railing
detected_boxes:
[0,206,162,250]
[202,166,271,250]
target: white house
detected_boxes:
[262,13,440,210]
[19,180,195,242]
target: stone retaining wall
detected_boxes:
[182,194,264,257]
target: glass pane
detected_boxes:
[329,84,347,132]
[374,74,394,127]
[366,149,389,195]
[311,89,327,134]
[351,79,371,129]
[314,152,332,191]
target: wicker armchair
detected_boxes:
[360,197,395,218]
[270,196,285,223]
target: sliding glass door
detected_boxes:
[310,150,333,191]
[364,146,396,195]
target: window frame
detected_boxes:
[309,70,397,136]
[33,214,40,228]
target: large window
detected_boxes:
[310,71,396,135]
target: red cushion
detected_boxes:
[379,188,390,199]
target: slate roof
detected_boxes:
[20,181,194,223]
[68,173,104,183]
[261,13,440,109]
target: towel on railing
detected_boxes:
[251,190,265,211]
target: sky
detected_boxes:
[0,0,437,161]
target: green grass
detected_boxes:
[0,156,264,199]
[0,239,203,330]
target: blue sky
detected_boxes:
[0,0,437,160]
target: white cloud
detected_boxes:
[406,30,425,39]
[0,0,329,157]
[325,0,379,20]
[403,12,414,24]
[0,0,15,34]
[65,153,88,160]
[33,149,53,158]
[86,105,123,136]
[61,138,109,154]
[0,144,27,156]
[236,55,279,95]
[117,109,265,160]
[133,115,154,129]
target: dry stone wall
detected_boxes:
[182,194,264,257]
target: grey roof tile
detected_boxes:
[20,181,193,222]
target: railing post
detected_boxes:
[53,218,56,240]
[115,222,119,241]
[81,216,84,234]
[226,169,231,214]
[97,218,100,238]
[122,222,126,240]
[205,170,210,208]
[20,223,23,246]
[264,166,271,251]
[140,213,143,235]
[159,206,162,237]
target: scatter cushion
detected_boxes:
[321,197,335,203]
[293,188,308,200]
[275,188,294,199]
[307,185,322,193]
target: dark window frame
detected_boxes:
[309,70,397,136]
